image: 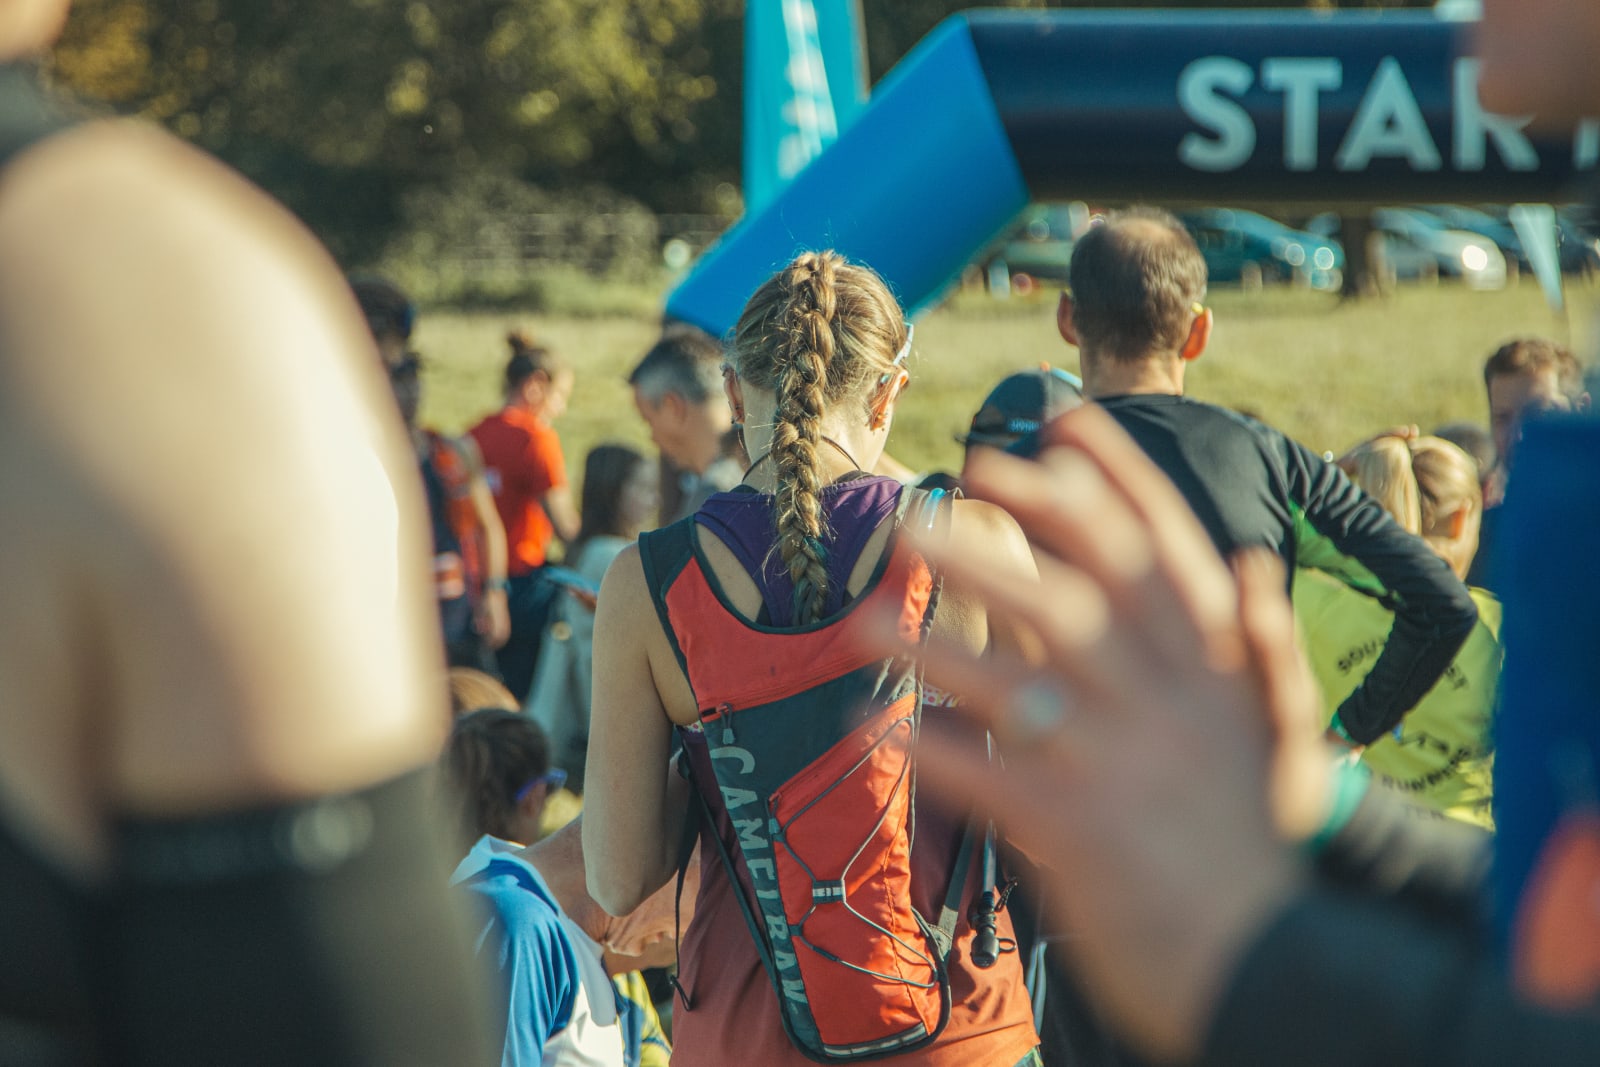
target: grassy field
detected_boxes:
[413,280,1594,483]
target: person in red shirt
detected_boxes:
[471,333,580,701]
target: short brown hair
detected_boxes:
[441,709,551,846]
[1483,338,1584,398]
[1067,208,1208,361]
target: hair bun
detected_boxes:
[502,332,567,395]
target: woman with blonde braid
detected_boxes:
[584,252,1041,1066]
[1295,433,1503,827]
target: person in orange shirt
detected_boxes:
[471,333,581,701]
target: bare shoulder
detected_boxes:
[0,119,443,817]
[0,119,389,466]
[950,496,1021,535]
[922,497,1038,656]
[0,117,399,514]
[950,497,1036,579]
[0,119,320,266]
[598,542,651,618]
[595,538,702,724]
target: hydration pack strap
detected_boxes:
[912,486,948,536]
[671,735,792,1021]
[930,821,1010,971]
[668,741,700,1011]
[906,489,1008,974]
[641,519,713,1012]
[637,517,699,692]
[909,486,951,643]
[930,819,979,961]
[913,485,980,966]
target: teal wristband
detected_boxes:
[486,577,510,593]
[1328,714,1356,745]
[1307,761,1370,855]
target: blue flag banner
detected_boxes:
[744,0,868,213]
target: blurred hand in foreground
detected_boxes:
[893,405,1330,1063]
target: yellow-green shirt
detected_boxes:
[1295,572,1502,829]
[613,969,671,1067]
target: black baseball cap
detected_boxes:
[959,365,1084,449]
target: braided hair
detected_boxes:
[730,252,908,623]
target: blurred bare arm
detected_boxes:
[0,115,496,1064]
[545,484,581,545]
[461,441,511,648]
[0,120,449,851]
[583,545,689,914]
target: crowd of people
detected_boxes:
[6,0,1600,1063]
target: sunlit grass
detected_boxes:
[414,280,1595,488]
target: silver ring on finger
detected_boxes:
[1003,679,1074,744]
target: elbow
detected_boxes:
[586,867,650,918]
[1413,570,1478,648]
[1440,583,1479,644]
[581,825,652,916]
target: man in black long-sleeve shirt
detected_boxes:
[1011,209,1484,1067]
[1047,208,1477,745]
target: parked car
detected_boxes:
[1306,210,1507,290]
[1418,204,1527,277]
[1179,208,1343,291]
[1417,203,1600,278]
[980,203,1084,290]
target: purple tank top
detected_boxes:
[695,474,904,627]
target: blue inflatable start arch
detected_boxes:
[667,9,1597,337]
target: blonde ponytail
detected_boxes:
[1341,436,1422,535]
[1341,433,1483,577]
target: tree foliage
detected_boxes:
[49,0,1432,265]
[51,0,748,259]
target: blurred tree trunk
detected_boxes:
[1319,0,1427,297]
[1339,214,1389,299]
